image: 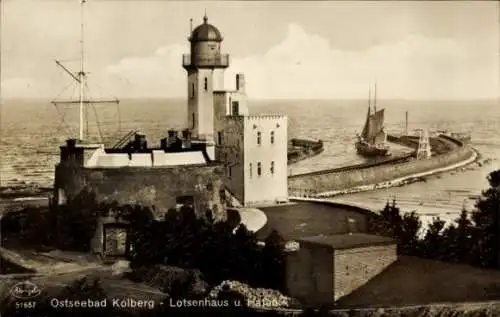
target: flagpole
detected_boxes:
[79,0,86,141]
[0,0,3,243]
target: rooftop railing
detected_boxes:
[182,54,230,68]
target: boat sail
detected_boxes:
[355,84,391,157]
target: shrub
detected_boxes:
[369,169,500,269]
[128,207,286,293]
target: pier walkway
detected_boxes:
[288,135,477,198]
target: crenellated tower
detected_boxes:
[183,14,229,147]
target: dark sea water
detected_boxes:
[1,98,499,225]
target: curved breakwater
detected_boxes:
[288,136,477,198]
[287,138,324,164]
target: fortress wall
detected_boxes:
[288,146,473,195]
[54,164,227,221]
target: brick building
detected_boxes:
[285,233,397,306]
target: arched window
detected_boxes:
[204,77,208,91]
[257,162,262,176]
[271,161,275,174]
[270,131,275,144]
[192,113,196,129]
[249,163,253,178]
[191,83,195,98]
[257,131,261,145]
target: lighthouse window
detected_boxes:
[204,77,208,91]
[257,162,262,176]
[191,83,195,98]
[192,113,196,129]
[257,131,261,145]
[249,163,253,178]
[232,101,240,115]
[271,161,275,174]
[270,131,275,144]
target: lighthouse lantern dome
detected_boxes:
[189,14,223,42]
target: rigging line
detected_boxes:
[53,102,73,137]
[84,83,92,140]
[92,82,119,101]
[85,86,90,139]
[84,82,104,143]
[88,78,121,142]
[90,103,104,143]
[54,83,79,135]
[117,101,122,137]
[52,81,77,102]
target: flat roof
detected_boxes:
[297,233,396,250]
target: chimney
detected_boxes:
[134,132,147,151]
[182,129,192,149]
[236,74,245,93]
[66,138,77,149]
[166,129,177,148]
[61,138,83,165]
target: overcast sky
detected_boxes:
[1,1,499,100]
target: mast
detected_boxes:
[374,81,377,113]
[368,87,371,109]
[51,0,120,143]
[0,0,3,188]
[405,111,408,136]
[0,0,2,106]
[360,87,372,140]
[79,0,86,141]
[0,0,2,108]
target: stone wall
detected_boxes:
[285,243,334,305]
[54,163,227,222]
[288,138,324,165]
[334,244,397,300]
[288,146,473,195]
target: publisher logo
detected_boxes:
[10,281,41,299]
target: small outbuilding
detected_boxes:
[285,233,397,306]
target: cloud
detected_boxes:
[105,23,499,100]
[106,44,188,98]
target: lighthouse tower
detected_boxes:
[181,14,288,207]
[183,14,229,157]
[416,128,432,159]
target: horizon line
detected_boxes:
[2,97,499,102]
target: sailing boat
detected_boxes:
[355,83,391,157]
[51,0,119,144]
